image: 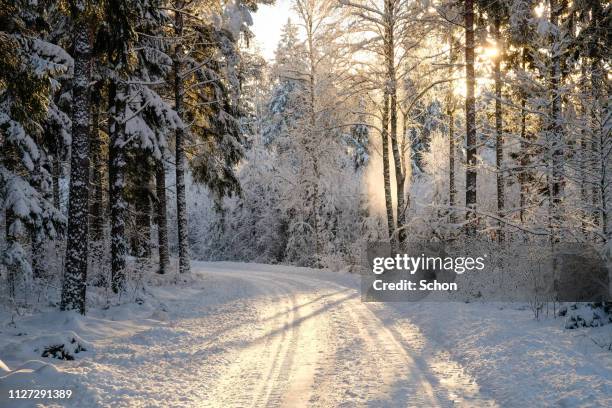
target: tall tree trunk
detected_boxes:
[31,160,46,280]
[493,17,504,242]
[155,161,169,274]
[591,59,609,243]
[519,48,528,225]
[382,93,395,241]
[578,64,589,236]
[447,34,456,225]
[549,0,564,244]
[61,19,91,314]
[385,0,406,246]
[90,85,104,241]
[134,170,152,259]
[464,0,477,234]
[108,80,128,293]
[173,1,190,274]
[305,15,322,266]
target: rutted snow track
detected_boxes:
[198,264,497,408]
[46,262,497,407]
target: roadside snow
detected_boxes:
[0,261,610,407]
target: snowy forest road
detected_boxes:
[48,262,500,407]
[190,263,497,407]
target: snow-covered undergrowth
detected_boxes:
[378,301,612,407]
[0,262,610,407]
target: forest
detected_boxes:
[0,0,610,314]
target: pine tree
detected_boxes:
[61,0,96,313]
[98,0,179,291]
[464,0,477,234]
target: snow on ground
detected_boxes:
[0,261,610,407]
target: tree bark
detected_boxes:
[519,48,528,225]
[108,80,128,293]
[591,59,609,243]
[549,0,564,244]
[89,84,105,241]
[381,93,395,241]
[133,167,152,259]
[493,17,504,242]
[385,0,406,246]
[447,35,456,225]
[61,18,91,314]
[31,160,46,280]
[174,1,191,274]
[305,12,322,266]
[156,161,169,274]
[464,0,477,234]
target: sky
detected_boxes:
[250,0,297,61]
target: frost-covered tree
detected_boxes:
[170,0,266,273]
[96,0,180,292]
[196,5,371,269]
[60,0,98,313]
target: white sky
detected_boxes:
[250,0,297,61]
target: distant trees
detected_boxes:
[191,0,609,269]
[199,10,370,267]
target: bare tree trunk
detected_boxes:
[519,48,528,226]
[578,64,589,236]
[382,93,395,241]
[385,0,406,246]
[493,17,504,242]
[134,179,152,259]
[447,35,456,225]
[61,17,91,314]
[31,161,46,280]
[305,16,322,265]
[464,0,477,234]
[591,59,610,243]
[173,1,190,274]
[549,0,564,244]
[156,161,169,274]
[90,85,105,241]
[108,80,128,293]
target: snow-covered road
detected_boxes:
[56,262,496,407]
[2,262,611,407]
[197,264,496,408]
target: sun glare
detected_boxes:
[534,3,546,18]
[483,46,499,59]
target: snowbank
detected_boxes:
[0,359,99,407]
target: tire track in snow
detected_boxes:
[226,268,498,407]
[204,274,305,408]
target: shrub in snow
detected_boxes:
[41,338,87,361]
[563,303,612,329]
[1,331,93,362]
